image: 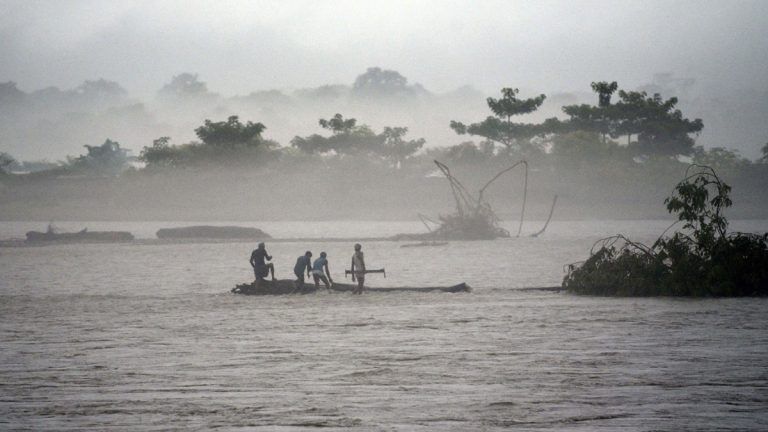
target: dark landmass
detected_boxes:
[156,225,271,239]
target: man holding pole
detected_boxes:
[351,243,366,295]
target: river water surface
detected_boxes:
[1,220,767,430]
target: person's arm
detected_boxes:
[351,256,356,281]
[360,252,365,271]
[249,251,256,268]
[306,259,311,277]
[266,250,272,261]
[325,262,333,284]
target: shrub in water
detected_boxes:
[563,165,768,296]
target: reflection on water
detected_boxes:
[1,220,767,430]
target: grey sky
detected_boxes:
[2,0,767,97]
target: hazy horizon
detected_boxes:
[1,0,767,160]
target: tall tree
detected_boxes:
[450,87,547,156]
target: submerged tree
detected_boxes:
[395,160,531,240]
[564,165,768,296]
[450,87,548,156]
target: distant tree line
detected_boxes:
[2,77,767,179]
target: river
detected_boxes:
[1,220,767,430]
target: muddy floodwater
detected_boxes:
[2,220,767,431]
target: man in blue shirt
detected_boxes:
[312,251,333,292]
[293,251,313,292]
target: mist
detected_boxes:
[1,0,767,161]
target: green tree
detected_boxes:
[194,115,266,148]
[615,90,703,157]
[291,114,380,155]
[139,137,179,167]
[692,146,748,170]
[378,127,425,168]
[70,139,130,175]
[450,87,547,156]
[318,113,357,134]
[561,82,704,157]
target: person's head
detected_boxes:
[305,251,312,257]
[258,242,265,249]
[320,251,327,258]
[354,243,362,251]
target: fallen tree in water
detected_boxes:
[563,165,768,296]
[393,160,529,241]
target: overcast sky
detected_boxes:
[2,0,767,97]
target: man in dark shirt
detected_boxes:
[293,251,312,291]
[250,242,275,282]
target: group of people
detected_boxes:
[249,242,367,294]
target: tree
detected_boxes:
[291,114,380,155]
[616,90,703,157]
[158,73,215,100]
[692,147,748,170]
[352,67,412,97]
[591,81,618,107]
[760,142,768,163]
[318,113,357,134]
[450,87,548,156]
[0,152,16,175]
[194,115,266,148]
[70,139,130,175]
[378,127,425,168]
[561,82,704,157]
[139,137,179,167]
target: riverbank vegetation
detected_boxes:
[563,165,768,296]
[2,72,767,221]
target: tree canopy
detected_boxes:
[450,87,548,156]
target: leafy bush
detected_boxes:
[563,165,768,296]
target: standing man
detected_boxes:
[250,242,275,282]
[293,251,313,292]
[351,243,366,294]
[312,251,333,292]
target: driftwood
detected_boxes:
[530,195,558,238]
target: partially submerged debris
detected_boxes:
[26,225,133,243]
[396,160,531,240]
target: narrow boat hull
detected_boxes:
[232,280,470,295]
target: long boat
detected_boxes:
[231,280,470,295]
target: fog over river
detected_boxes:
[2,220,767,430]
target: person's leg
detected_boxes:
[357,276,365,294]
[267,263,275,280]
[313,273,320,291]
[320,274,331,291]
